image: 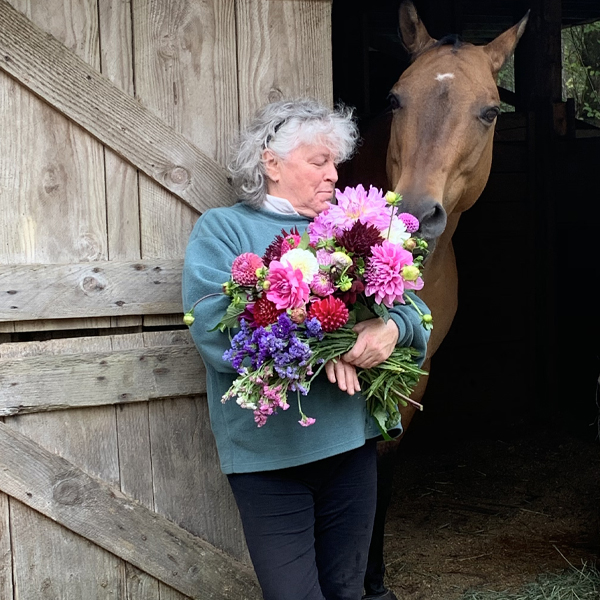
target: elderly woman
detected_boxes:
[182,98,430,600]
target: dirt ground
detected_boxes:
[381,423,600,600]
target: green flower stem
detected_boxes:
[403,292,424,317]
[189,292,223,313]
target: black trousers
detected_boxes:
[227,441,378,600]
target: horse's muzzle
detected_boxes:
[401,196,447,245]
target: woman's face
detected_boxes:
[264,143,338,218]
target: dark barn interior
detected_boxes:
[332,0,600,443]
[331,3,600,595]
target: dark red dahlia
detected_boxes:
[308,296,349,332]
[253,296,284,326]
[335,221,383,257]
[335,280,365,305]
[262,227,301,266]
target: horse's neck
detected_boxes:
[418,212,461,358]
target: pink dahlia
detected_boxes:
[266,260,310,310]
[280,232,302,255]
[311,271,335,297]
[231,253,264,285]
[398,212,420,233]
[330,185,392,231]
[365,240,423,307]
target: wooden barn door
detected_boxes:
[0,1,333,598]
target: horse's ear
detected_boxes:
[399,1,436,59]
[484,11,529,76]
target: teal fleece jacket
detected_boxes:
[182,203,431,474]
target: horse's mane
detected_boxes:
[434,34,465,53]
[409,33,465,61]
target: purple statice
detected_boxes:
[222,319,253,372]
[304,317,324,341]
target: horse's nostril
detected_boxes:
[413,200,447,240]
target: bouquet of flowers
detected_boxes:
[184,185,433,438]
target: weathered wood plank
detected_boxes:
[0,334,206,417]
[0,491,12,599]
[0,422,261,599]
[0,260,184,322]
[133,0,237,329]
[0,0,110,335]
[6,332,124,599]
[236,0,333,127]
[99,0,143,330]
[150,396,250,565]
[0,0,234,215]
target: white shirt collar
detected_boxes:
[263,194,299,215]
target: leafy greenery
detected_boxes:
[563,21,600,126]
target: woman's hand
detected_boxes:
[325,358,361,396]
[342,318,399,369]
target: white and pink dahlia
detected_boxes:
[280,248,320,283]
[365,240,424,307]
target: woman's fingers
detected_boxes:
[343,317,399,368]
[325,359,360,396]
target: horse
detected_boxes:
[355,3,529,597]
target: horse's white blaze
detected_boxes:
[435,72,455,81]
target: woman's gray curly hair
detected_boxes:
[227,98,359,208]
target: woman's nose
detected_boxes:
[326,162,338,183]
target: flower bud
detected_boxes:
[403,237,417,251]
[183,312,195,326]
[289,306,307,324]
[422,314,433,324]
[262,280,271,291]
[331,251,352,270]
[255,266,268,280]
[401,265,420,281]
[385,191,401,205]
[337,275,352,292]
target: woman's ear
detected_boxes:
[262,149,280,183]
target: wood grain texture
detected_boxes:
[133,0,237,329]
[6,333,124,600]
[0,259,184,322]
[0,492,12,599]
[0,0,234,215]
[149,396,250,564]
[98,0,143,330]
[0,331,206,416]
[0,0,110,334]
[0,422,261,599]
[235,0,333,127]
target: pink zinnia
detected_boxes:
[365,240,423,307]
[266,260,310,310]
[231,253,264,285]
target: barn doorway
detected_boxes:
[330,2,600,598]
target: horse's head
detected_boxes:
[387,1,528,251]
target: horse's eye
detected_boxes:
[388,93,402,111]
[481,106,500,124]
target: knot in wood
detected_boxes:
[268,88,284,103]
[53,477,84,506]
[168,166,190,187]
[82,276,105,293]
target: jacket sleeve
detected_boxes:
[388,292,431,367]
[182,210,241,374]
